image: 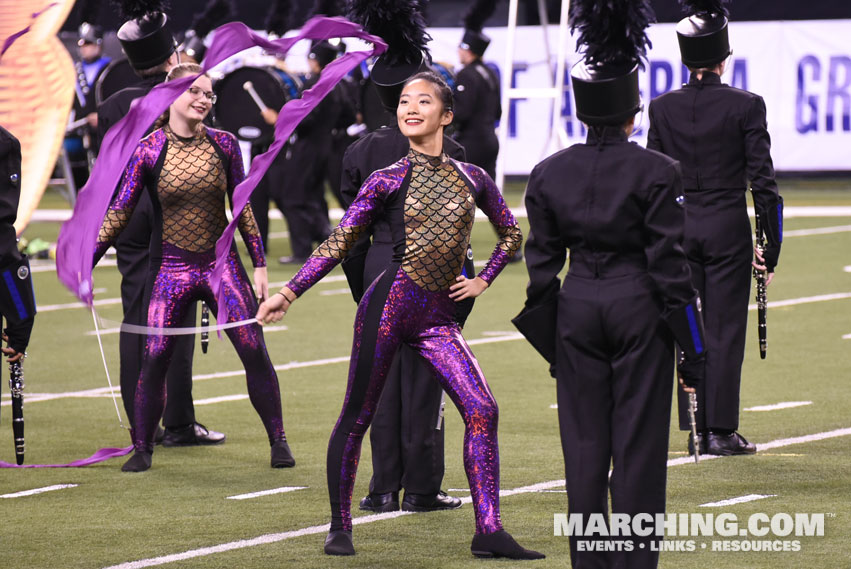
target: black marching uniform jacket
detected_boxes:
[0,127,35,356]
[339,126,469,496]
[97,77,198,429]
[523,126,699,567]
[453,60,501,178]
[647,71,782,432]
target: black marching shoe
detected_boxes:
[161,423,226,447]
[324,530,355,556]
[471,530,545,560]
[270,439,296,468]
[706,431,757,456]
[359,491,399,512]
[402,491,462,512]
[121,450,153,472]
[687,431,708,456]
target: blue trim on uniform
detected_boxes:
[2,270,28,321]
[777,203,783,242]
[685,304,704,354]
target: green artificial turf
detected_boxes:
[1,182,849,568]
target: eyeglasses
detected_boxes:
[188,86,217,104]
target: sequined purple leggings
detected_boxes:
[133,243,285,452]
[328,265,502,535]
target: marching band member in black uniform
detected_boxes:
[177,0,235,66]
[97,0,224,448]
[519,1,706,566]
[0,126,35,372]
[453,1,501,180]
[65,17,111,191]
[276,40,354,264]
[647,0,783,456]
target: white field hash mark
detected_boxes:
[745,401,813,412]
[699,494,777,508]
[227,487,308,500]
[102,427,851,569]
[1,484,79,499]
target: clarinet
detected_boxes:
[753,214,768,359]
[9,357,25,465]
[200,301,210,354]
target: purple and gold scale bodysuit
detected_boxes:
[96,125,285,453]
[286,148,522,535]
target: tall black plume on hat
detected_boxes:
[346,0,431,69]
[569,0,654,125]
[463,0,498,33]
[570,0,654,71]
[679,0,730,17]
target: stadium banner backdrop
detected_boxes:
[417,20,851,175]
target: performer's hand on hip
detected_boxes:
[449,275,488,301]
[254,266,269,302]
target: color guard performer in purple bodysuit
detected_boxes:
[257,72,543,561]
[94,63,293,473]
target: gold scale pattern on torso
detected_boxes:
[158,126,229,252]
[402,149,475,291]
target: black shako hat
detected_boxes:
[348,0,431,111]
[460,29,491,57]
[116,1,175,70]
[676,0,731,68]
[570,0,654,126]
[460,0,497,57]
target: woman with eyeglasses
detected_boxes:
[94,63,294,472]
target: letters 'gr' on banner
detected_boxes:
[423,20,851,175]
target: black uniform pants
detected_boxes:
[279,144,331,260]
[116,195,197,430]
[676,190,752,431]
[556,271,673,569]
[456,130,498,180]
[368,346,445,495]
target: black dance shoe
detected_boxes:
[706,431,757,456]
[324,530,355,556]
[471,530,545,560]
[121,451,153,472]
[271,439,296,468]
[359,492,399,512]
[686,432,708,456]
[402,491,462,512]
[161,423,226,447]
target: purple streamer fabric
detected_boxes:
[56,17,386,328]
[0,3,60,60]
[0,445,132,468]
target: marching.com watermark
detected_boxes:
[554,512,834,552]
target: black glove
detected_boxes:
[677,353,705,389]
[762,245,780,273]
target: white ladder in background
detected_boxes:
[496,0,571,190]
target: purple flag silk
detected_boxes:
[0,445,133,468]
[56,17,386,329]
[0,3,60,60]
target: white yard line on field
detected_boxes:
[783,224,851,237]
[226,487,309,501]
[699,494,777,508]
[101,427,851,569]
[745,401,813,412]
[194,395,249,406]
[1,484,78,498]
[748,291,851,311]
